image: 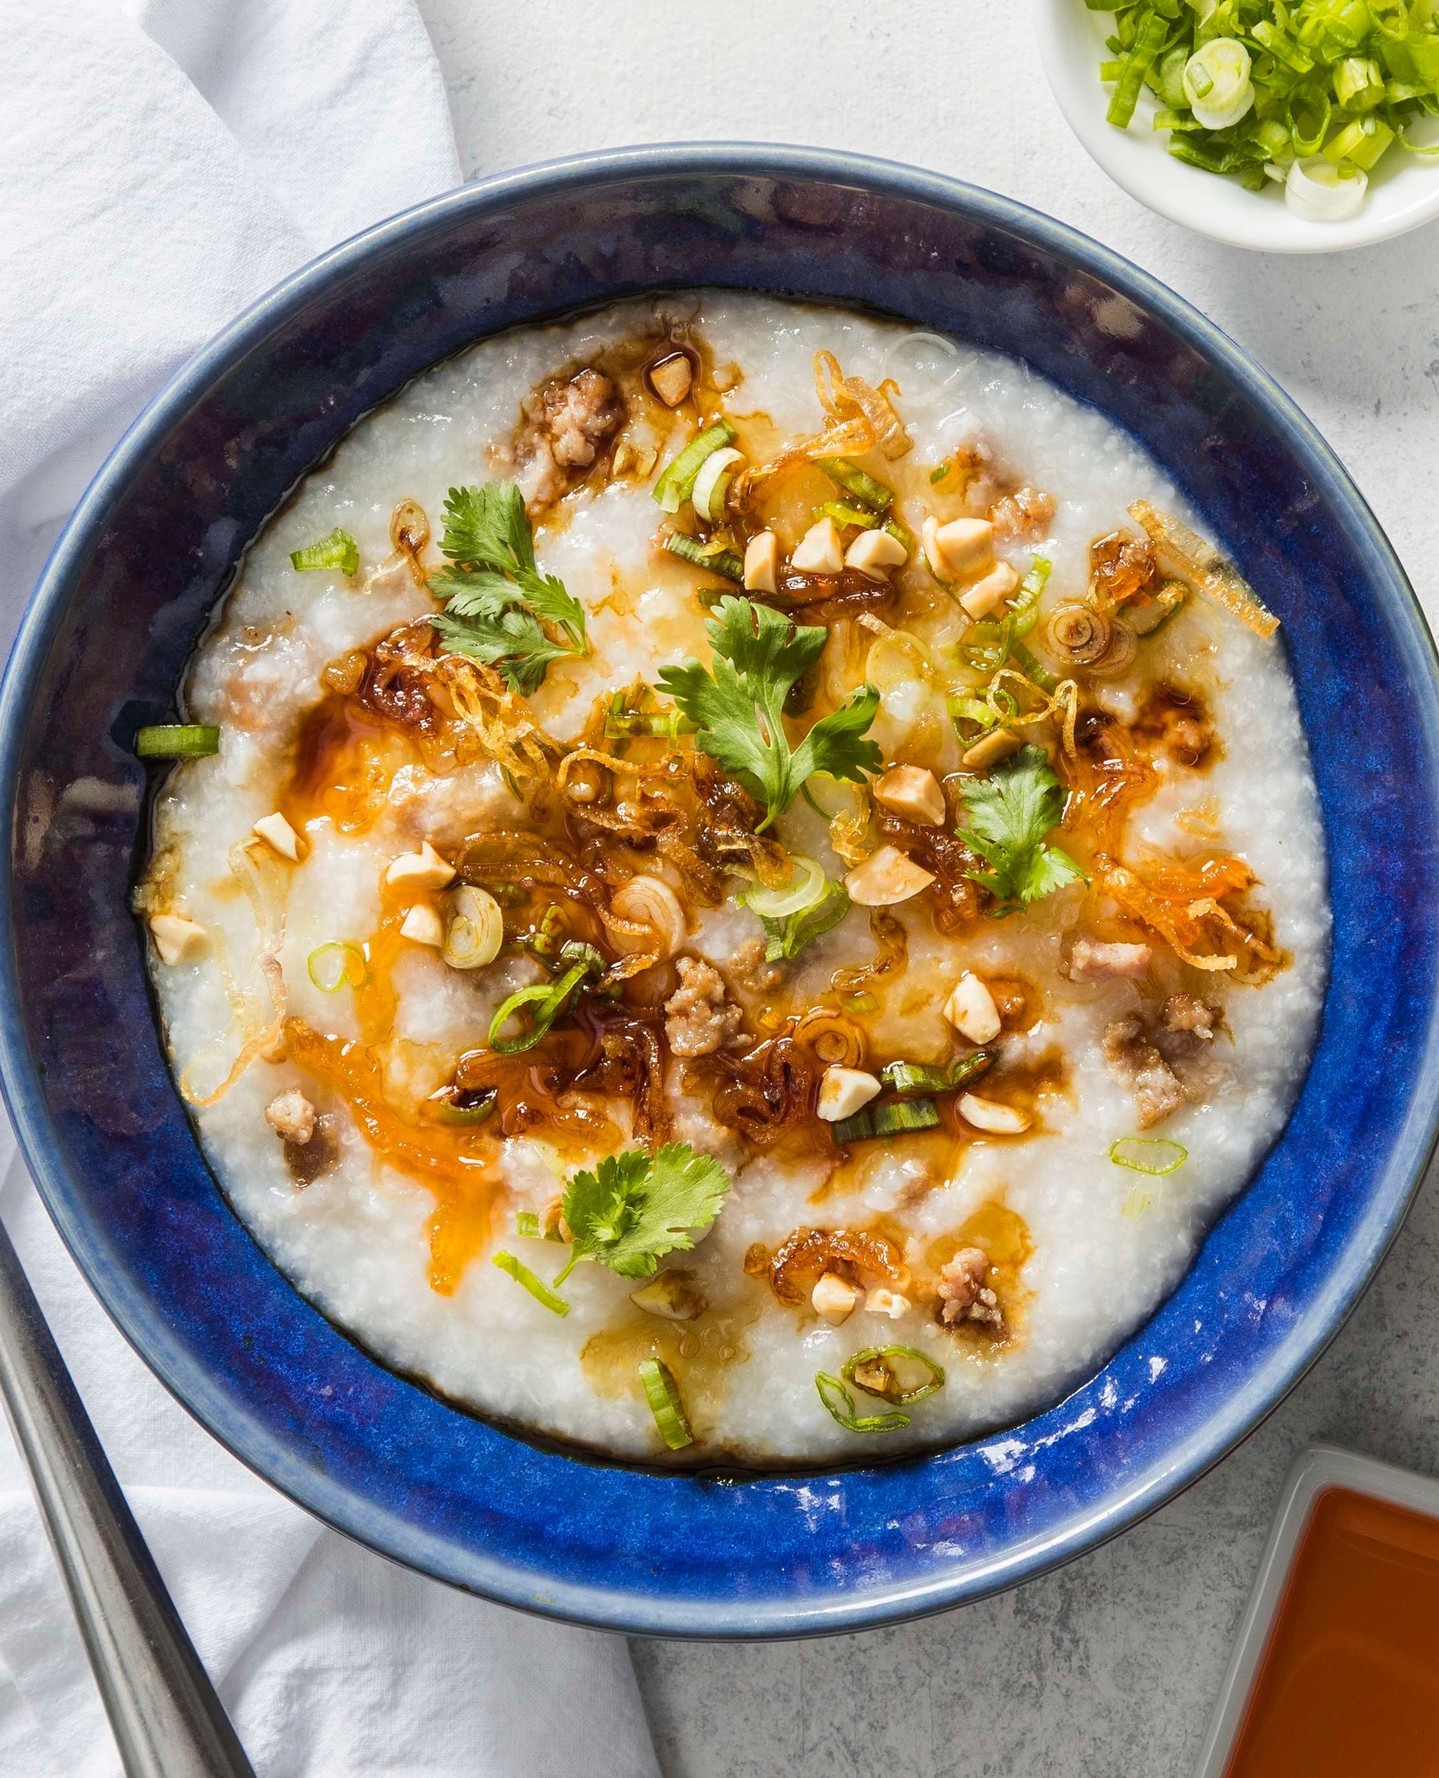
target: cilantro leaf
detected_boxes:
[433,607,571,695]
[957,744,1086,913]
[440,481,537,576]
[431,481,586,687]
[656,596,880,829]
[556,1143,731,1282]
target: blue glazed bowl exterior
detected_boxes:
[3,146,1437,1638]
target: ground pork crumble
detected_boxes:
[663,956,744,1058]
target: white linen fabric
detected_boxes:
[0,4,660,1774]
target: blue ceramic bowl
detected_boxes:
[4,146,1438,1638]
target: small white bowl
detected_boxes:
[1035,0,1439,252]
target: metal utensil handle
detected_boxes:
[0,1213,255,1777]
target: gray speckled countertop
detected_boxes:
[417,2,1439,1769]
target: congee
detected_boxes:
[135,293,1328,1465]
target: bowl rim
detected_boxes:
[1033,0,1439,254]
[3,141,1438,1638]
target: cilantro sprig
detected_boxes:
[553,1143,731,1284]
[958,744,1086,913]
[657,597,880,830]
[430,481,587,694]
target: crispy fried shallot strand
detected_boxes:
[424,651,560,789]
[1128,502,1278,640]
[181,840,289,1106]
[984,667,1081,758]
[736,349,909,495]
[814,349,911,460]
[1095,855,1276,975]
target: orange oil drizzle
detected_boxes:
[283,1017,499,1295]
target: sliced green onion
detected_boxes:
[290,528,360,575]
[814,1371,910,1434]
[879,1061,953,1096]
[1007,554,1052,636]
[1110,1136,1188,1176]
[814,500,881,530]
[841,990,877,1016]
[831,1108,876,1144]
[947,1047,1001,1092]
[134,724,221,760]
[653,420,738,514]
[638,1357,694,1449]
[515,1210,541,1239]
[817,457,893,512]
[1012,639,1058,694]
[758,879,849,963]
[488,949,598,1054]
[1323,113,1395,167]
[307,941,368,993]
[492,1250,570,1315]
[1107,9,1169,128]
[740,855,827,919]
[929,463,952,484]
[879,1048,999,1098]
[442,885,504,971]
[558,938,606,973]
[873,1098,941,1136]
[432,1088,497,1127]
[884,518,914,554]
[1253,20,1315,72]
[1334,53,1385,107]
[842,1345,946,1404]
[1183,38,1255,128]
[663,533,744,580]
[691,446,744,523]
[604,689,694,739]
[949,695,1000,735]
[1120,1186,1155,1219]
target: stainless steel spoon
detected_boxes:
[0,1212,255,1777]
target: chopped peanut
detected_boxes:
[844,527,908,579]
[865,1287,911,1320]
[961,729,1023,773]
[743,530,779,593]
[812,1272,860,1325]
[959,560,1020,620]
[816,1065,882,1123]
[844,845,936,907]
[252,812,301,861]
[148,913,209,967]
[922,514,993,579]
[872,764,945,827]
[385,841,455,891]
[958,1092,1031,1135]
[792,516,844,575]
[944,972,1002,1044]
[399,903,445,947]
[648,353,693,407]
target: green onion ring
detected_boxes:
[638,1358,694,1450]
[841,1345,947,1405]
[306,941,368,993]
[134,724,221,760]
[1110,1136,1188,1177]
[491,1251,570,1315]
[815,1371,910,1434]
[289,528,360,576]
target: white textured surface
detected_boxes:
[414,0,1439,1772]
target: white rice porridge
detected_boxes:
[136,293,1328,1467]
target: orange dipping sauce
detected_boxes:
[1225,1485,1439,1777]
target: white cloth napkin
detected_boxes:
[0,5,661,1773]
